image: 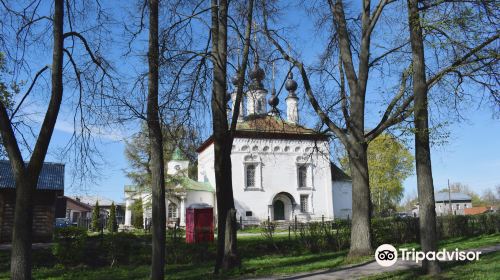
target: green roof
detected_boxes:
[124,185,139,192]
[166,176,214,193]
[125,176,214,194]
[171,147,187,161]
[179,177,214,192]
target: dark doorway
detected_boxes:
[273,200,285,220]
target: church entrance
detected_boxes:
[273,200,285,220]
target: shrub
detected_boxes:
[437,213,500,239]
[108,202,118,233]
[372,217,419,246]
[261,220,278,251]
[106,232,143,265]
[131,199,144,229]
[91,201,100,232]
[52,227,87,266]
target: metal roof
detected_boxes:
[70,195,116,206]
[435,192,471,202]
[331,162,351,181]
[0,160,64,191]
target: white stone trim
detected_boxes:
[243,154,263,191]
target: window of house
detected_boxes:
[168,203,178,219]
[298,165,307,188]
[300,195,309,213]
[256,100,262,112]
[246,164,256,188]
[246,211,253,217]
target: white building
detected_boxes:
[197,61,352,222]
[124,148,215,227]
[124,60,352,226]
[411,192,472,217]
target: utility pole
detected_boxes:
[448,179,452,215]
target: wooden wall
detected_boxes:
[0,190,58,243]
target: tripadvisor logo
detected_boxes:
[375,244,398,267]
[375,244,482,267]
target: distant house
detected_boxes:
[435,192,472,215]
[464,206,496,215]
[69,195,125,224]
[61,196,93,224]
[0,160,64,243]
[411,192,472,217]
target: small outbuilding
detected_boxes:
[185,203,214,244]
[0,160,64,243]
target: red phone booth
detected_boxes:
[185,203,214,243]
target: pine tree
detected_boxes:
[108,202,117,233]
[131,199,144,229]
[91,201,100,232]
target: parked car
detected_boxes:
[395,212,410,218]
[55,218,72,228]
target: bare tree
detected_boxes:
[0,1,64,278]
[262,0,498,258]
[146,0,167,278]
[0,1,115,278]
[211,0,254,273]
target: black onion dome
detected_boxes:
[249,63,265,82]
[231,73,239,85]
[268,89,279,107]
[285,72,298,92]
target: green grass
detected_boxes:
[0,233,498,279]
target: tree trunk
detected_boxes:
[211,0,240,274]
[147,0,166,279]
[10,178,35,280]
[407,0,440,275]
[347,141,372,257]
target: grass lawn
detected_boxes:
[0,233,498,279]
[363,250,500,280]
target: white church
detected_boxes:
[124,60,352,227]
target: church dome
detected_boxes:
[268,89,279,107]
[231,71,239,86]
[172,147,187,161]
[249,63,265,82]
[285,72,298,92]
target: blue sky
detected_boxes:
[4,1,499,203]
[57,104,499,203]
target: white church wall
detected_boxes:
[198,137,336,222]
[186,190,215,208]
[332,180,352,219]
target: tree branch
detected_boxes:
[262,6,348,145]
[427,33,500,88]
[10,65,49,121]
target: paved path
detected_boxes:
[254,244,500,280]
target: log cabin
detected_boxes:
[0,160,64,243]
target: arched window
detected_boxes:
[168,203,178,219]
[256,100,262,112]
[243,154,262,190]
[246,164,256,188]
